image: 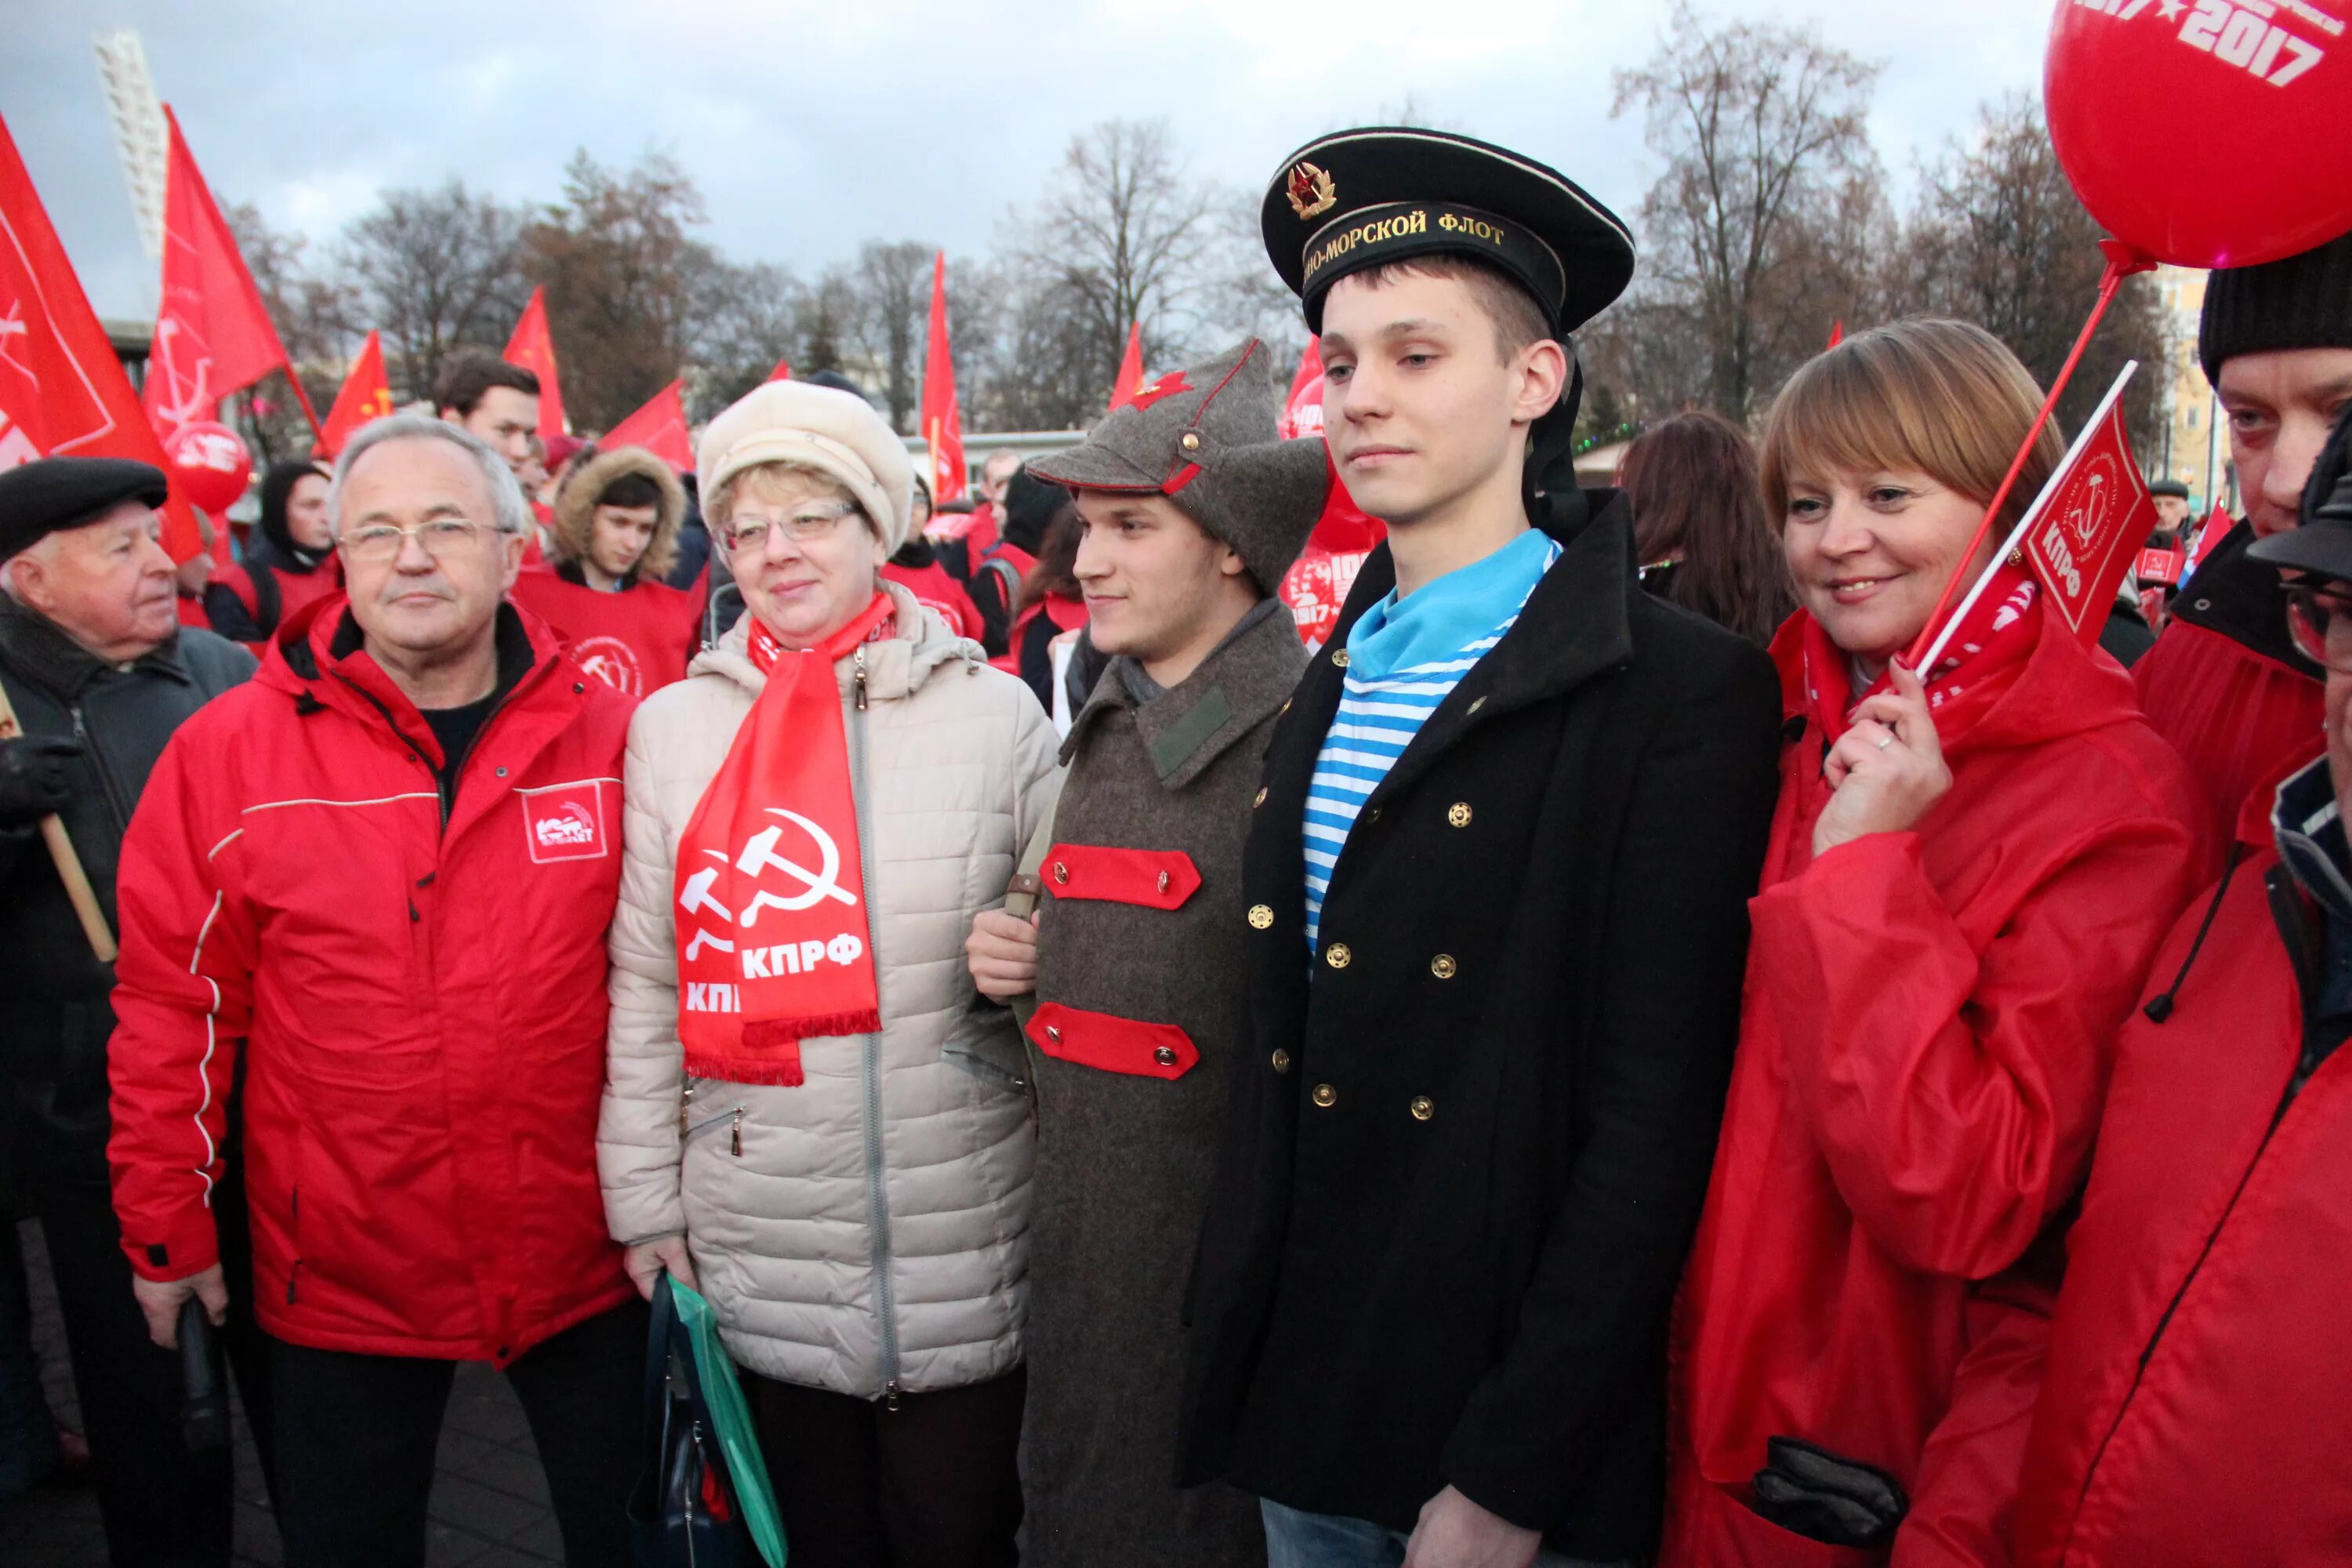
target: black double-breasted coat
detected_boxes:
[1176,494,1783,1561]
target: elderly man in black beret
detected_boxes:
[0,456,259,1563]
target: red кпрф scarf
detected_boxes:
[673,592,895,1085]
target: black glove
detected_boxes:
[1749,1436,1909,1548]
[0,734,81,827]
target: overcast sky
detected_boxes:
[9,0,2060,324]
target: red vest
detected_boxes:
[213,556,345,633]
[507,568,703,698]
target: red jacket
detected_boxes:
[879,557,985,644]
[107,596,637,1364]
[2013,752,2352,1567]
[507,565,704,698]
[1663,604,2211,1566]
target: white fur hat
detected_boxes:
[696,381,916,554]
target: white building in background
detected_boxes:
[2151,265,2234,516]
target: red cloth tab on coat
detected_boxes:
[1026,1003,1198,1080]
[1039,844,1201,910]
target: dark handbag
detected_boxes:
[626,1273,786,1567]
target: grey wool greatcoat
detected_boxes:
[1022,599,1305,1567]
[1176,495,1784,1564]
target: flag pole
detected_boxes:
[1900,240,2154,670]
[0,682,117,962]
[1918,361,2141,673]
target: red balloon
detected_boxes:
[2046,0,2352,268]
[162,421,253,514]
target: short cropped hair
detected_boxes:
[1759,318,2064,538]
[328,413,532,539]
[431,351,540,419]
[1346,253,1553,364]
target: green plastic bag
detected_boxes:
[630,1273,788,1567]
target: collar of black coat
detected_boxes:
[1063,594,1306,789]
[1334,488,1635,720]
[0,589,192,700]
[2174,520,2324,678]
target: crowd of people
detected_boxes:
[1,118,2350,1568]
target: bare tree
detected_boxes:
[1890,93,2165,452]
[690,259,805,419]
[1611,2,1882,419]
[845,241,935,433]
[338,181,533,401]
[224,201,360,459]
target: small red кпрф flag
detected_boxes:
[1106,321,1146,413]
[0,111,205,559]
[920,251,967,502]
[142,106,318,444]
[2017,365,2159,645]
[2185,499,2234,576]
[318,330,394,459]
[503,287,567,442]
[603,379,692,472]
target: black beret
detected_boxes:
[0,456,171,561]
[2150,480,2191,500]
[1261,127,1635,336]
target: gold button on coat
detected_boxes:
[1253,787,1268,808]
[1248,904,1275,929]
[1410,1096,1435,1121]
[1447,802,1472,828]
[1332,648,1351,669]
[1153,1045,1179,1067]
[1468,695,1487,713]
[1312,1083,1338,1108]
[1325,942,1352,970]
[1052,862,1069,884]
[1180,431,1202,452]
[1271,1048,1292,1073]
[1046,1025,1063,1044]
[1431,954,1458,980]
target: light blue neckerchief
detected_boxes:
[1342,527,1557,682]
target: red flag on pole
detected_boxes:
[1107,322,1146,413]
[920,252,967,503]
[1919,362,2155,669]
[318,330,394,459]
[143,107,317,441]
[603,379,691,471]
[2185,499,2234,576]
[503,288,567,441]
[767,358,793,383]
[1827,319,1845,350]
[0,112,204,559]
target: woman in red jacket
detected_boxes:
[1661,320,2212,1567]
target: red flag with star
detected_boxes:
[318,330,394,459]
[142,107,317,443]
[0,112,203,558]
[920,252,967,502]
[503,287,567,441]
[604,379,692,471]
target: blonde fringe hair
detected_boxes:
[1759,318,2064,537]
[707,461,862,535]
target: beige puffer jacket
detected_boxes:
[598,579,1059,1399]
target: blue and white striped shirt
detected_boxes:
[1302,531,1562,950]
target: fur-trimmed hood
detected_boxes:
[551,446,684,583]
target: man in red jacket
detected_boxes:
[2013,405,2352,1566]
[2133,227,2352,835]
[107,413,642,1567]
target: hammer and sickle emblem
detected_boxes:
[739,808,858,925]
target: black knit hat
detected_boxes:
[2199,228,2352,383]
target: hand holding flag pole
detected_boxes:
[1902,240,2155,672]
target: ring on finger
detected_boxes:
[1874,734,1894,750]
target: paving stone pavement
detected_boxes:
[0,1220,566,1566]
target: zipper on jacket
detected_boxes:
[848,676,901,1402]
[67,703,132,835]
[682,1103,745,1152]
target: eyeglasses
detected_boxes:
[339,518,495,563]
[724,504,862,555]
[2285,583,2352,673]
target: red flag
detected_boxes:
[1827,319,1845,349]
[503,287,567,441]
[2017,366,2158,646]
[767,358,793,383]
[0,112,203,558]
[1279,339,1325,441]
[142,107,316,441]
[604,379,691,471]
[1107,322,1146,412]
[2186,499,2234,575]
[318,330,394,459]
[920,252,967,502]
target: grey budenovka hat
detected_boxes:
[1025,339,1330,590]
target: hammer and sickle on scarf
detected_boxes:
[739,808,858,924]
